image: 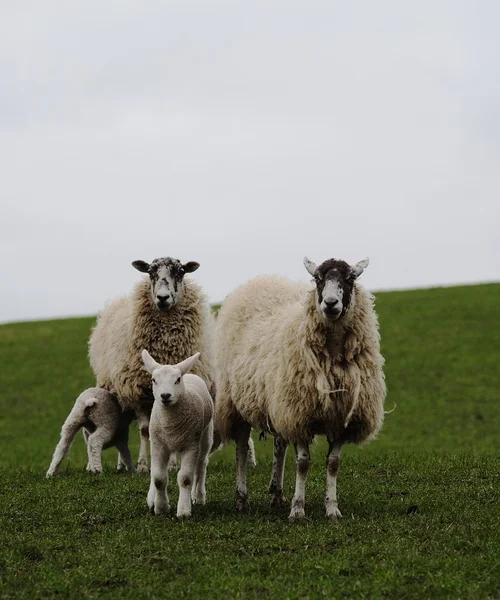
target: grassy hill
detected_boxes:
[0,284,499,598]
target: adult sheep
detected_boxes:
[215,256,386,520]
[88,256,215,472]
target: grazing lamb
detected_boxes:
[88,257,215,472]
[142,350,214,518]
[46,388,135,477]
[215,256,386,520]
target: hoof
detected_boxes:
[326,505,343,520]
[136,462,149,474]
[177,511,192,520]
[270,493,287,509]
[288,504,306,521]
[192,494,206,506]
[236,491,250,513]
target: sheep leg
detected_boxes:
[192,421,213,505]
[115,441,135,473]
[86,430,110,474]
[147,439,171,515]
[136,407,150,473]
[177,448,198,519]
[247,436,257,468]
[235,422,252,512]
[325,441,343,519]
[268,436,288,508]
[289,443,310,521]
[82,429,92,471]
[46,421,82,477]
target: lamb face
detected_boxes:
[141,350,201,407]
[303,256,369,321]
[132,257,200,312]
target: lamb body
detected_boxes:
[142,351,214,518]
[46,388,135,477]
[88,257,215,471]
[215,257,386,519]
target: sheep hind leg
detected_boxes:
[46,421,82,477]
[289,443,310,521]
[325,440,343,519]
[235,422,252,512]
[268,436,288,508]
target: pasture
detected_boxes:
[0,283,499,598]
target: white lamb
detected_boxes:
[215,256,386,520]
[46,388,135,477]
[142,350,214,519]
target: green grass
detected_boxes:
[1,283,499,599]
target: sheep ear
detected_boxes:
[177,352,200,376]
[352,258,369,278]
[142,349,160,374]
[303,257,317,278]
[183,261,200,274]
[133,260,150,273]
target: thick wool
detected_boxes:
[215,275,385,445]
[89,278,215,411]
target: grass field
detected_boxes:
[1,283,499,598]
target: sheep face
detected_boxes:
[141,350,200,407]
[132,257,200,312]
[303,257,369,321]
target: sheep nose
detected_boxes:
[157,294,171,305]
[324,298,339,307]
[161,393,172,402]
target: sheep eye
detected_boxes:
[175,377,181,385]
[152,378,156,385]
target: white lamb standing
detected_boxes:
[46,388,135,477]
[215,256,386,520]
[142,350,214,519]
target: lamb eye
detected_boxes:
[152,378,156,385]
[175,377,181,385]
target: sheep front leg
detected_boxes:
[289,443,310,521]
[136,407,150,473]
[235,423,252,512]
[325,441,343,519]
[177,449,198,519]
[147,440,171,515]
[268,436,288,508]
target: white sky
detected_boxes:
[1,1,499,323]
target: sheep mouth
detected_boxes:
[322,307,342,320]
[155,302,173,313]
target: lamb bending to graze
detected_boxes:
[215,256,386,520]
[142,350,214,518]
[46,388,135,477]
[88,256,217,473]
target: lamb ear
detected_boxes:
[303,257,317,278]
[142,349,160,374]
[183,261,200,274]
[352,258,369,278]
[132,260,150,273]
[177,352,200,376]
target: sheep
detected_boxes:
[142,350,214,518]
[88,257,216,473]
[214,256,386,520]
[46,388,135,477]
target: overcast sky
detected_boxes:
[1,1,499,323]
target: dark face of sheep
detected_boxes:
[303,256,369,321]
[132,257,200,312]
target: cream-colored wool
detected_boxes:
[89,278,215,411]
[215,275,385,446]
